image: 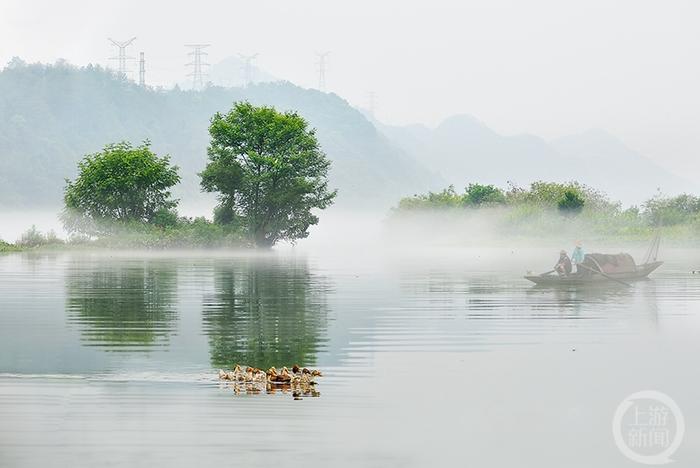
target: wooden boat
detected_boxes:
[525,236,663,286]
[525,260,663,286]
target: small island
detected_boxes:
[2,102,336,250]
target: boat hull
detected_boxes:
[524,261,663,286]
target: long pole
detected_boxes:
[577,263,632,287]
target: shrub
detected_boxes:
[17,226,64,247]
[557,189,585,215]
[464,183,506,206]
[643,194,700,226]
[396,185,463,210]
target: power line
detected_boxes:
[239,53,258,86]
[108,37,137,77]
[138,52,145,86]
[185,44,210,90]
[316,51,330,92]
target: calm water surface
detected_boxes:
[1,247,699,467]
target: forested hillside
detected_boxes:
[0,59,438,209]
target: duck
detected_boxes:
[252,370,266,383]
[299,373,312,385]
[276,367,293,383]
[218,364,323,396]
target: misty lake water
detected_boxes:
[1,245,699,467]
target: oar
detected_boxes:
[540,269,556,276]
[577,263,632,287]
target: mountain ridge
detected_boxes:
[378,114,696,205]
[0,60,439,210]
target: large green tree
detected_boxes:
[63,141,180,234]
[200,102,336,247]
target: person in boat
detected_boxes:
[571,241,585,273]
[554,250,572,276]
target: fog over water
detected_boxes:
[1,193,699,468]
[1,239,700,466]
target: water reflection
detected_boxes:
[202,257,329,369]
[65,259,178,350]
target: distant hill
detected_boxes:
[0,59,438,210]
[549,129,692,204]
[379,115,696,205]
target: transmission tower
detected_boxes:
[316,51,330,91]
[108,37,137,77]
[239,53,258,86]
[138,52,145,86]
[185,44,211,90]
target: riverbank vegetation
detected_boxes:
[1,102,335,251]
[25,102,337,250]
[0,240,22,252]
[390,182,700,243]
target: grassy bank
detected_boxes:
[4,218,250,252]
[389,182,700,244]
[0,240,22,252]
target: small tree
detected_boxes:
[63,141,180,234]
[643,194,700,226]
[558,189,585,215]
[200,102,336,247]
[464,183,506,206]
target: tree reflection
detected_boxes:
[202,257,329,369]
[66,260,178,350]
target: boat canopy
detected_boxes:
[582,253,636,274]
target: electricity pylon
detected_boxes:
[316,51,330,91]
[185,44,211,90]
[108,37,137,77]
[239,53,258,86]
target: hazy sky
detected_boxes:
[2,0,699,179]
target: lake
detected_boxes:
[1,245,699,467]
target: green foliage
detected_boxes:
[83,217,248,249]
[0,240,21,252]
[397,185,463,210]
[465,183,506,206]
[505,181,611,210]
[63,141,181,235]
[201,102,336,247]
[557,189,585,215]
[151,208,179,228]
[399,180,613,213]
[392,181,700,240]
[17,225,64,248]
[643,194,700,226]
[398,184,506,211]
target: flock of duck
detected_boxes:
[218,365,323,399]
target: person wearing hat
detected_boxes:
[554,250,572,276]
[571,240,585,273]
